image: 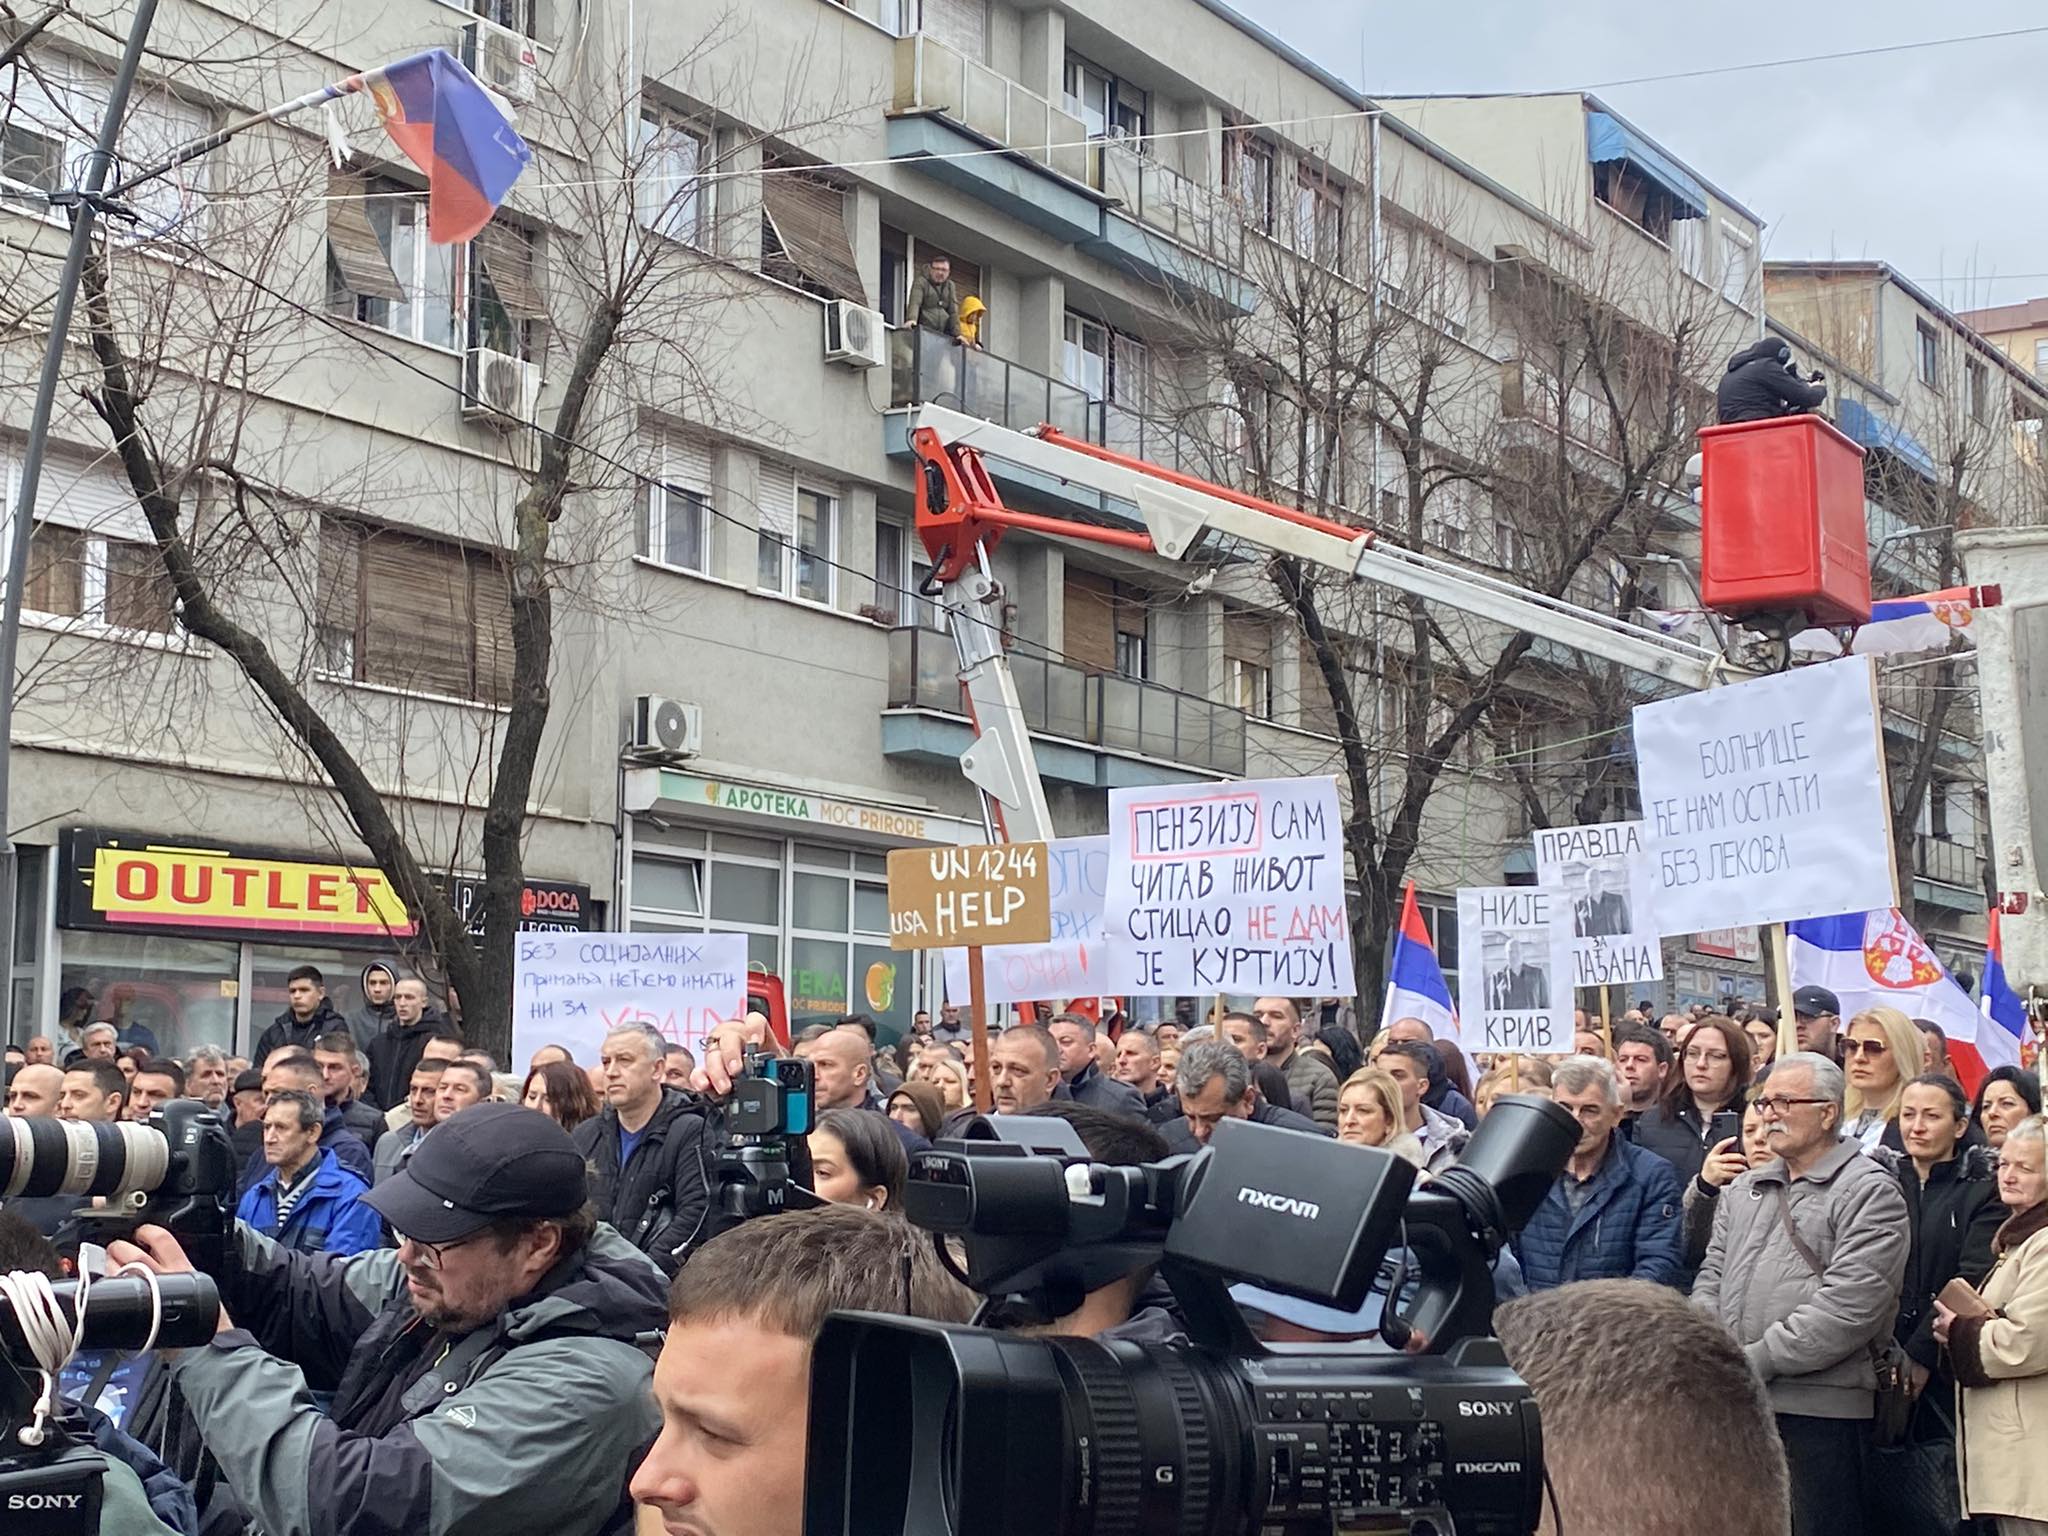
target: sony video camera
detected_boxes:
[711,1051,816,1221]
[0,1099,233,1533]
[806,1094,1578,1536]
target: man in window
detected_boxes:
[906,254,961,339]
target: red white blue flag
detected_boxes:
[1379,881,1459,1041]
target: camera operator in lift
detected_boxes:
[1717,338,1828,424]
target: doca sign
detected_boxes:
[887,842,1052,951]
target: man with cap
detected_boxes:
[107,1103,667,1536]
[1792,985,1842,1064]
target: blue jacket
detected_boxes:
[235,1147,382,1256]
[1512,1132,1683,1291]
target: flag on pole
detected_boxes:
[344,49,532,244]
[1849,587,1980,658]
[1785,908,2013,1094]
[1980,907,2029,1076]
[1380,882,1459,1041]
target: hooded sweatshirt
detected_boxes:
[344,959,400,1042]
[1715,338,1827,424]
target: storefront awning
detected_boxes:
[1836,397,1938,481]
[1585,110,1709,221]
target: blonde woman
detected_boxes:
[1337,1068,1424,1166]
[1840,1006,1924,1152]
[909,1049,971,1112]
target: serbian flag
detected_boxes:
[1849,587,1980,658]
[1786,908,2010,1094]
[345,49,532,243]
[1981,909,2030,1076]
[1379,882,1459,1041]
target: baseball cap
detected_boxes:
[1791,985,1841,1018]
[362,1102,586,1244]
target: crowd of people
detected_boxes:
[4,966,2046,1536]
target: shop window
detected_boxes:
[631,853,704,918]
[10,846,44,1035]
[709,860,780,927]
[61,932,240,1057]
[316,518,515,705]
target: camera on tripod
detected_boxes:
[712,1051,815,1219]
[0,1100,234,1533]
[806,1093,1579,1536]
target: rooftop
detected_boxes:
[1957,296,2048,334]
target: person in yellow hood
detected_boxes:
[958,293,986,347]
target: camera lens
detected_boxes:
[0,1115,169,1200]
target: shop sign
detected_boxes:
[1691,927,1762,962]
[60,828,414,942]
[656,771,956,844]
[447,875,593,936]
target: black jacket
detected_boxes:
[1158,1100,1330,1154]
[1716,338,1826,424]
[363,1007,462,1110]
[570,1087,713,1275]
[1887,1143,2004,1374]
[1065,1060,1147,1118]
[252,998,352,1068]
[1631,1100,1735,1191]
[336,1095,385,1152]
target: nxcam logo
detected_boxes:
[1236,1186,1319,1219]
[1455,1462,1522,1476]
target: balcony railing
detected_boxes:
[1097,138,1237,259]
[1878,671,1978,750]
[1913,832,1983,892]
[891,33,1093,185]
[890,325,1101,439]
[888,625,1247,776]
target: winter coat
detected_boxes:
[1065,1059,1147,1118]
[1632,1099,1738,1191]
[1422,1076,1478,1130]
[1276,1047,1340,1130]
[1511,1132,1684,1291]
[252,997,352,1068]
[343,960,399,1044]
[907,273,962,336]
[570,1087,713,1275]
[363,1006,462,1111]
[1949,1203,2048,1522]
[1715,337,1827,425]
[337,1094,385,1152]
[1415,1099,1472,1176]
[373,1119,428,1185]
[170,1219,665,1536]
[1884,1144,2003,1374]
[234,1147,383,1257]
[1159,1100,1329,1154]
[238,1106,373,1196]
[1693,1136,1911,1419]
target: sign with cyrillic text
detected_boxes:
[887,842,1051,951]
[1103,776,1354,996]
[1456,886,1575,1054]
[943,837,1107,1004]
[511,931,748,1066]
[1634,657,1897,933]
[1533,820,1665,989]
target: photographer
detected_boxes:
[1716,338,1827,425]
[106,1103,667,1536]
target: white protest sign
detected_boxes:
[1456,886,1575,1054]
[1533,820,1665,989]
[943,836,1109,1004]
[1103,776,1354,996]
[511,931,748,1068]
[1634,657,1897,934]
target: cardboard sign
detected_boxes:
[887,842,1051,951]
[1533,820,1665,989]
[1634,658,1897,934]
[511,931,748,1066]
[942,836,1108,1004]
[1103,776,1355,995]
[1456,886,1575,1054]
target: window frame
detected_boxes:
[1293,160,1343,270]
[1062,310,1111,401]
[757,480,839,607]
[437,0,538,37]
[1718,221,1753,310]
[1967,357,1989,425]
[315,517,514,706]
[636,108,711,249]
[1223,128,1275,234]
[468,219,544,362]
[1916,320,1940,389]
[2034,338,2048,382]
[21,524,175,636]
[328,174,460,351]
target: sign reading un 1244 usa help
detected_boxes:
[1103,775,1354,995]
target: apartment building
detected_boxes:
[0,0,1786,1049]
[1959,295,2048,385]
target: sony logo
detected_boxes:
[8,1494,86,1510]
[1457,1401,1516,1417]
[1455,1462,1522,1475]
[1236,1187,1320,1219]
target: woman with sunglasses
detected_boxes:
[1840,1007,1925,1153]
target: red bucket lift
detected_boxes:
[1697,414,1872,632]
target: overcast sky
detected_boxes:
[1227,1,2048,313]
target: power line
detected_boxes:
[1575,24,2048,91]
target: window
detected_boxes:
[1,452,173,634]
[2035,338,2048,381]
[1223,612,1272,720]
[638,434,711,572]
[1063,54,1147,146]
[470,219,548,360]
[1223,128,1274,234]
[1063,311,1110,400]
[1916,321,1940,389]
[756,465,836,605]
[1294,162,1343,269]
[760,156,864,303]
[1718,222,1752,309]
[1670,217,1709,283]
[637,111,709,246]
[1492,519,1526,573]
[316,519,514,703]
[871,517,934,626]
[327,173,457,349]
[1967,358,1989,425]
[463,0,536,35]
[0,58,210,238]
[1115,627,1148,680]
[1592,160,1674,243]
[1063,568,1147,677]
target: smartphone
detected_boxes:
[1707,1109,1743,1147]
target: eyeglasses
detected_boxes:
[1754,1095,1831,1117]
[395,1231,486,1271]
[1840,1039,1889,1058]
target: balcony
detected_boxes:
[1500,359,1622,458]
[1912,833,1984,912]
[889,324,1098,439]
[1096,138,1241,267]
[884,625,1247,785]
[1878,671,1978,759]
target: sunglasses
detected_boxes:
[1840,1039,1890,1058]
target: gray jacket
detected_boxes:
[1692,1137,1910,1419]
[1277,1047,1339,1130]
[1415,1099,1472,1176]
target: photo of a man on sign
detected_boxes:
[1570,863,1632,940]
[1485,932,1550,1012]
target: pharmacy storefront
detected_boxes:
[623,769,980,1039]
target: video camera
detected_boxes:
[806,1094,1578,1536]
[0,1100,234,1533]
[711,1050,816,1220]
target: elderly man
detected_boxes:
[185,1045,231,1110]
[1252,996,1338,1130]
[242,1051,374,1191]
[81,1022,120,1062]
[1113,1028,1175,1118]
[1158,1040,1325,1153]
[1047,1013,1145,1117]
[234,1088,381,1256]
[6,1062,63,1116]
[1511,1056,1683,1292]
[1693,1052,1909,1536]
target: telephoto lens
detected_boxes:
[0,1116,170,1201]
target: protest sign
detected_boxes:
[1634,657,1897,933]
[1103,776,1354,995]
[511,931,748,1068]
[943,836,1108,1004]
[1456,886,1575,1054]
[1533,820,1665,989]
[887,842,1051,950]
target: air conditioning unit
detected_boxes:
[824,300,887,369]
[461,17,539,108]
[632,694,703,759]
[462,347,541,430]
